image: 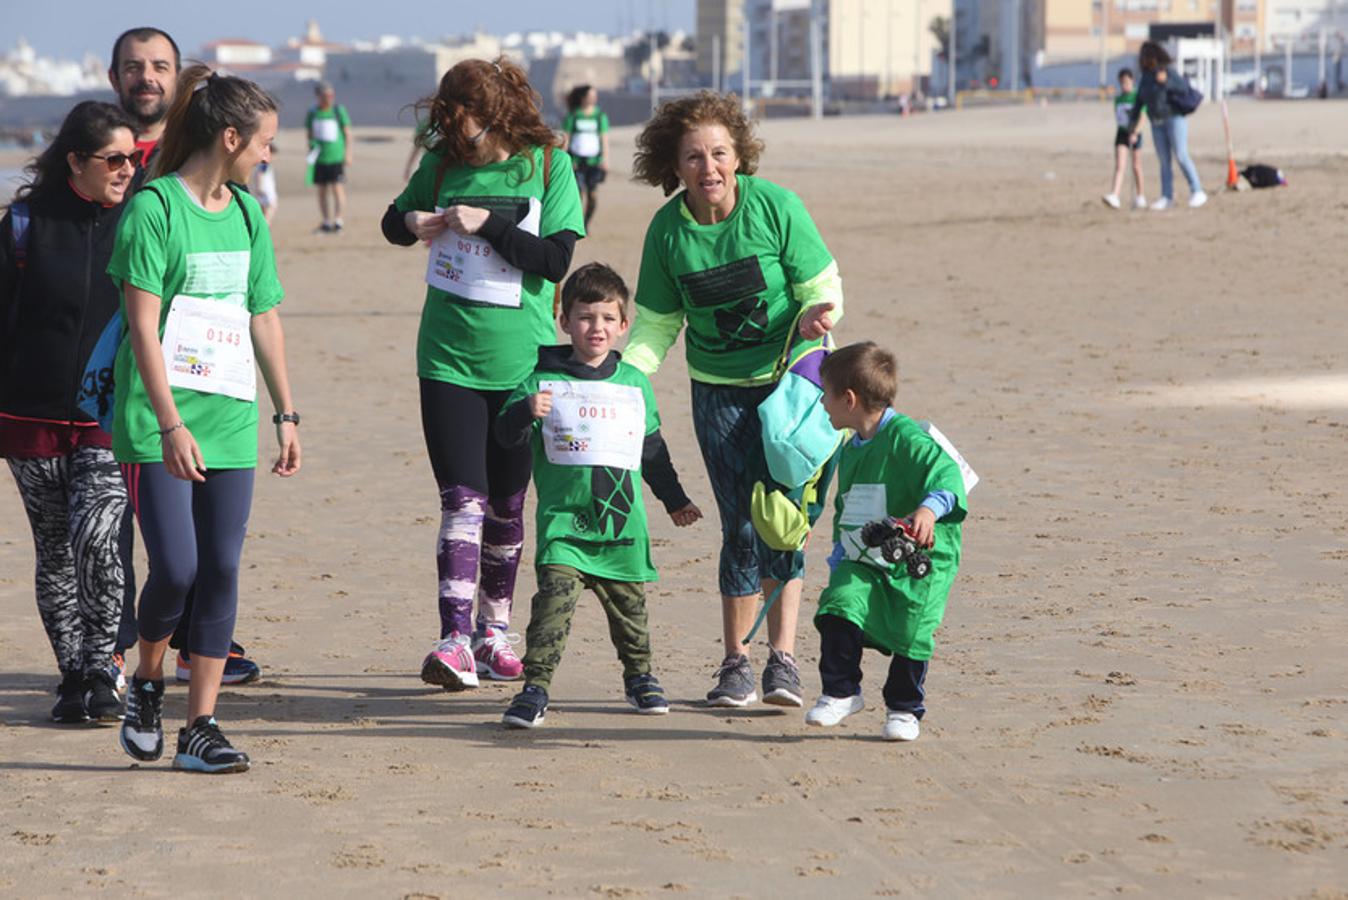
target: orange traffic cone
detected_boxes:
[1226,157,1240,189]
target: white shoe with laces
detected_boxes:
[1149,197,1172,211]
[1133,195,1147,209]
[1188,190,1208,208]
[882,710,921,742]
[804,693,864,727]
[1101,193,1121,209]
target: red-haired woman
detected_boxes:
[381,57,585,691]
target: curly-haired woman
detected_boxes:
[627,92,844,708]
[381,57,585,691]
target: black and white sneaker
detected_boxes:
[119,676,164,761]
[761,647,804,708]
[173,716,250,774]
[624,673,670,715]
[83,669,123,724]
[51,673,88,724]
[502,684,548,729]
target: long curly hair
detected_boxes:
[633,91,764,196]
[8,101,135,207]
[414,57,559,181]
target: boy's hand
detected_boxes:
[907,507,936,548]
[528,390,553,418]
[670,502,702,527]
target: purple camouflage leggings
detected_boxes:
[420,379,531,638]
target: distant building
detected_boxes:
[0,38,104,97]
[741,0,953,99]
[697,0,746,86]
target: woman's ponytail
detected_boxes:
[152,64,277,179]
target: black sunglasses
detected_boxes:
[82,149,146,171]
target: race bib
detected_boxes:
[160,295,256,402]
[425,197,540,308]
[570,129,601,159]
[839,483,887,527]
[539,380,644,471]
[311,117,340,143]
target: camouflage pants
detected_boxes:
[523,565,651,690]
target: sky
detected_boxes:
[9,0,696,61]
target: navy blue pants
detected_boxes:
[817,614,929,717]
[123,463,253,658]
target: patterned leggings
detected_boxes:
[522,565,652,690]
[8,447,127,676]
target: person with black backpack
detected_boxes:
[1126,41,1207,211]
[111,66,300,774]
[0,102,139,724]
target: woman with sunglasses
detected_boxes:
[0,101,140,723]
[381,57,584,690]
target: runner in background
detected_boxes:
[380,57,584,692]
[113,66,300,773]
[561,85,609,227]
[250,146,279,225]
[109,26,263,685]
[306,82,351,232]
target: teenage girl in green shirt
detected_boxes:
[113,66,300,774]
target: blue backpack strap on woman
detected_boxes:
[76,182,256,430]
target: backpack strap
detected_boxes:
[10,201,30,270]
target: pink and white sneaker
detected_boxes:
[472,626,524,681]
[420,633,479,691]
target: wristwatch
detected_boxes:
[273,411,301,426]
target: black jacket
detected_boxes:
[0,184,126,423]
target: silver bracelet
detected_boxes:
[158,421,185,437]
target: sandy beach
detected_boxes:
[2,99,1346,897]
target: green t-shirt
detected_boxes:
[1114,90,1143,129]
[634,174,834,381]
[816,412,968,660]
[504,348,661,582]
[306,105,350,165]
[395,145,586,390]
[562,108,609,164]
[107,176,284,468]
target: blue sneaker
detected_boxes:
[624,673,670,715]
[172,716,250,774]
[502,685,548,729]
[176,642,261,685]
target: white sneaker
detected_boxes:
[1149,197,1172,211]
[882,710,921,742]
[1133,195,1147,209]
[1188,190,1208,209]
[804,693,864,727]
[1101,193,1121,210]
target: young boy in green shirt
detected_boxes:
[494,263,702,729]
[806,342,968,742]
[1103,68,1147,210]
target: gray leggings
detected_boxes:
[8,447,127,676]
[123,463,253,658]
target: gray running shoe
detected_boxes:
[761,647,804,707]
[706,654,757,707]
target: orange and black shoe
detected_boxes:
[175,642,261,685]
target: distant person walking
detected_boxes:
[1127,41,1207,211]
[0,101,138,724]
[306,82,351,232]
[380,57,584,691]
[561,85,610,226]
[1102,68,1147,210]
